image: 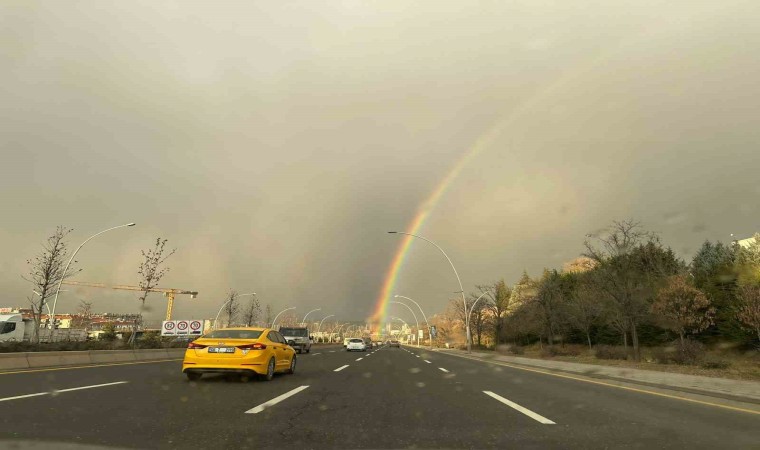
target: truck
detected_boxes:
[0,314,29,342]
[278,326,312,354]
[0,314,87,343]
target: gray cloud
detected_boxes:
[2,1,759,324]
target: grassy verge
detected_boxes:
[489,343,760,382]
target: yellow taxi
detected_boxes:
[182,327,296,381]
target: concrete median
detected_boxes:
[0,353,30,370]
[0,348,186,371]
[27,351,91,368]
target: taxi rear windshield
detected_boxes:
[203,330,263,339]
[279,328,308,337]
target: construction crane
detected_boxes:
[62,281,198,321]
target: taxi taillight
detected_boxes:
[187,342,207,349]
[237,343,266,350]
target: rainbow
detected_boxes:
[366,26,659,331]
[367,127,496,333]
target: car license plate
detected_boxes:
[208,347,235,353]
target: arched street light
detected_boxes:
[271,307,295,328]
[49,223,136,338]
[213,292,256,329]
[467,291,491,349]
[301,308,321,325]
[388,231,470,352]
[317,314,335,334]
[394,295,432,349]
[390,301,420,347]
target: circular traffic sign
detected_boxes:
[177,321,188,330]
[190,320,202,330]
[164,322,175,330]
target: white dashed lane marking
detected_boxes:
[245,386,310,414]
[438,368,450,373]
[483,391,556,424]
[0,381,128,403]
[334,365,349,372]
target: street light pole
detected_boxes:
[271,307,295,328]
[466,291,490,350]
[316,314,335,334]
[213,292,256,329]
[49,223,136,339]
[388,231,469,352]
[301,308,321,326]
[394,295,432,349]
[390,301,420,347]
[390,316,410,344]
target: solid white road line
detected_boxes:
[356,358,363,361]
[483,391,556,424]
[0,381,128,403]
[424,360,432,364]
[55,381,128,393]
[334,365,349,372]
[438,368,450,373]
[245,385,310,414]
[0,392,48,402]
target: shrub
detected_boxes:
[541,346,582,357]
[595,345,629,360]
[653,340,706,365]
[507,345,525,355]
[701,359,731,370]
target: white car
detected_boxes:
[346,338,367,352]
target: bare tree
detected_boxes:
[23,226,79,343]
[242,295,261,326]
[652,275,715,345]
[72,300,94,332]
[265,304,273,326]
[566,275,605,350]
[477,280,512,346]
[223,289,240,327]
[584,220,682,361]
[132,238,175,345]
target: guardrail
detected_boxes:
[0,348,186,371]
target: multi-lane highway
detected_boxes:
[1,344,758,449]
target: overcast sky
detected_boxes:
[2,1,759,324]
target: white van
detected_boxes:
[0,314,27,342]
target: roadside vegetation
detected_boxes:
[430,220,760,379]
[0,330,188,353]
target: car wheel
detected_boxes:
[260,357,275,381]
[186,372,201,381]
[306,347,310,354]
[286,355,296,374]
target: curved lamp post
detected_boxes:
[213,292,256,329]
[466,291,490,349]
[390,301,420,347]
[301,308,321,325]
[394,295,432,349]
[388,231,469,352]
[271,307,295,328]
[49,223,136,338]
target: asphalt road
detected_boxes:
[1,344,758,449]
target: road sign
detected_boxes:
[418,329,424,339]
[162,321,176,336]
[430,326,437,338]
[176,320,189,335]
[189,320,202,334]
